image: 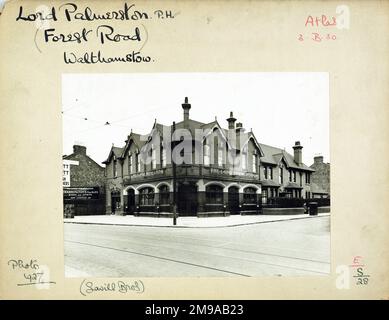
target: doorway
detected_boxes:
[111,191,121,214]
[177,183,198,216]
[228,186,240,214]
[127,189,135,214]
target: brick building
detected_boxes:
[310,155,330,198]
[63,145,106,216]
[103,98,316,217]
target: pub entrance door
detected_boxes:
[127,189,135,214]
[228,186,240,214]
[177,183,198,216]
[111,191,121,214]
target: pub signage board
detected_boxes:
[64,187,100,201]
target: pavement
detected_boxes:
[64,212,330,228]
[64,216,330,277]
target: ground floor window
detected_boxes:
[206,184,223,204]
[159,185,170,205]
[244,187,257,204]
[139,187,154,205]
[261,189,268,204]
[289,189,301,198]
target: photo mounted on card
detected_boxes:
[0,0,387,299]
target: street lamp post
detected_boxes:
[172,121,177,225]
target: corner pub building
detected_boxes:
[103,98,315,217]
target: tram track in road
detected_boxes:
[65,240,251,277]
[65,225,330,264]
[65,239,330,276]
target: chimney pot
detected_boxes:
[292,141,303,164]
[226,111,237,129]
[182,96,191,121]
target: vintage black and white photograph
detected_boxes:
[62,73,330,277]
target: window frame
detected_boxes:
[243,187,257,204]
[139,187,155,205]
[205,184,224,204]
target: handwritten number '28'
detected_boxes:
[357,278,369,285]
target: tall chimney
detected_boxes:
[226,111,237,129]
[293,141,303,165]
[182,97,191,121]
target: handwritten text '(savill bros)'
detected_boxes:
[15,3,178,64]
[79,279,145,296]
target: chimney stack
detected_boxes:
[182,97,191,121]
[314,155,324,164]
[236,122,245,132]
[73,144,86,155]
[226,111,237,129]
[293,141,303,165]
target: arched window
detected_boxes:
[139,187,154,205]
[159,185,170,205]
[206,184,224,204]
[244,187,257,204]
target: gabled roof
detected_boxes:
[120,132,148,158]
[102,146,124,164]
[63,153,103,169]
[149,119,263,154]
[259,143,314,172]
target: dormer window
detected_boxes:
[136,153,140,172]
[128,154,133,174]
[161,146,166,168]
[151,146,156,170]
[113,157,117,178]
[218,147,223,167]
[203,143,210,166]
[279,167,283,184]
[252,154,257,173]
[241,153,247,171]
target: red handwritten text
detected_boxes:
[305,15,337,27]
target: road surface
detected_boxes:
[64,216,330,277]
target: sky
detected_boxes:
[62,73,329,165]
